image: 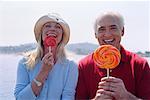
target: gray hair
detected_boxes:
[94,11,125,34]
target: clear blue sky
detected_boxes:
[0,0,149,52]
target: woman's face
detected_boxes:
[41,22,63,46]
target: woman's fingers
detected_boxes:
[42,51,54,66]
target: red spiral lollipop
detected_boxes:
[44,36,56,47]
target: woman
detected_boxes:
[14,13,78,100]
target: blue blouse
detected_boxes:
[14,57,78,100]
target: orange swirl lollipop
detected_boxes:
[93,45,121,77]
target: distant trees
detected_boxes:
[0,43,150,57]
[136,51,150,57]
[0,43,36,54]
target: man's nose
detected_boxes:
[104,30,112,36]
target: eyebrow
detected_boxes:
[99,26,105,29]
[56,23,61,26]
[97,25,105,29]
[109,25,118,28]
[97,25,118,30]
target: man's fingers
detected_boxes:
[97,89,115,97]
[101,76,121,83]
[98,84,115,91]
[99,80,117,88]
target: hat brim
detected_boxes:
[34,15,70,46]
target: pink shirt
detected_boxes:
[75,46,150,99]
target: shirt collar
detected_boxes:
[120,45,129,62]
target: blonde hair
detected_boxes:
[25,34,66,70]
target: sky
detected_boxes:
[0,0,149,52]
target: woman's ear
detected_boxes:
[121,27,124,36]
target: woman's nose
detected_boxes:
[46,30,56,36]
[49,26,56,31]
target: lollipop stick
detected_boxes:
[107,68,109,78]
[49,46,51,53]
[48,46,54,65]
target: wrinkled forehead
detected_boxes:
[96,15,121,28]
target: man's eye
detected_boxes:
[110,28,119,32]
[98,28,105,33]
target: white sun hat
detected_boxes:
[34,13,70,46]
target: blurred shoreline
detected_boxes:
[0,43,150,57]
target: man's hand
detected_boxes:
[92,89,113,100]
[98,76,140,100]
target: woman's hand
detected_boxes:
[41,47,54,72]
[31,47,55,96]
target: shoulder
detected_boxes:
[18,57,27,66]
[65,58,78,69]
[129,51,148,65]
[132,53,149,72]
[78,53,94,69]
[17,56,29,70]
[79,54,93,64]
[64,59,78,76]
[124,49,149,70]
[121,47,148,65]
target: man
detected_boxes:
[75,11,150,100]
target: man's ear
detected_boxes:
[121,27,124,36]
[95,33,98,38]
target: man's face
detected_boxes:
[95,16,124,50]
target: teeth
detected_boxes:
[48,34,57,37]
[104,39,113,42]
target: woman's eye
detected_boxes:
[56,25,61,29]
[45,25,51,28]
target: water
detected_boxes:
[0,55,22,100]
[0,54,149,100]
[0,54,85,100]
